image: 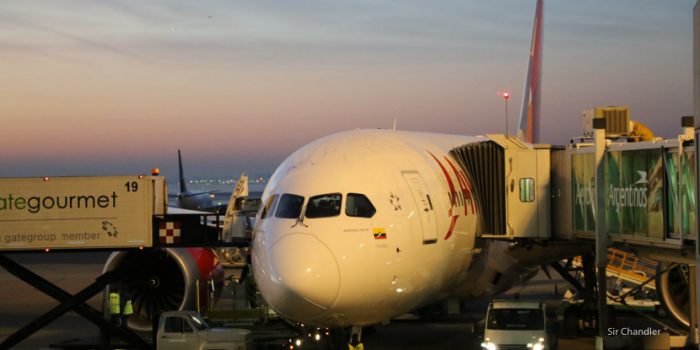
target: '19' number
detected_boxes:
[125,181,139,192]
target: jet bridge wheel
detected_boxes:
[657,262,690,329]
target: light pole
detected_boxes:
[502,90,511,136]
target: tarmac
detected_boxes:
[0,251,629,349]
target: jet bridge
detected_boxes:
[449,125,697,254]
[450,134,551,239]
[450,115,700,343]
[550,131,697,253]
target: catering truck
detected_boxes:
[0,175,166,251]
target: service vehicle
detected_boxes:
[156,310,252,350]
[481,300,550,350]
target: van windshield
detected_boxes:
[487,309,544,330]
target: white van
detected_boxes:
[481,300,550,350]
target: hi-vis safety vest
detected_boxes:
[348,343,364,350]
[109,292,120,314]
[123,300,133,316]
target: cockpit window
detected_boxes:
[305,193,342,218]
[346,193,376,218]
[275,193,305,219]
[260,194,279,219]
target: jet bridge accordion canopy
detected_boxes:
[450,135,551,239]
[450,141,506,235]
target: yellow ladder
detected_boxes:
[605,248,657,289]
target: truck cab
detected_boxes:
[157,311,251,350]
[481,300,550,350]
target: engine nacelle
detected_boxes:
[103,248,223,332]
[657,262,690,329]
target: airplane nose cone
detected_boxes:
[256,233,340,321]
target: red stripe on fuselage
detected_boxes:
[444,157,476,215]
[428,151,456,215]
[444,157,470,216]
[445,216,458,240]
[428,150,460,240]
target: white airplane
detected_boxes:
[252,0,563,333]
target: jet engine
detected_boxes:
[103,247,224,332]
[657,262,690,328]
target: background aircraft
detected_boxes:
[173,150,221,212]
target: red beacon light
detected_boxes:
[43,176,50,181]
[502,91,511,100]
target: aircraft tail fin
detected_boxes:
[516,0,544,144]
[178,149,188,193]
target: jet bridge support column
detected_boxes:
[694,1,700,347]
[594,118,609,350]
[690,265,699,345]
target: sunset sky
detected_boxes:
[1,0,695,181]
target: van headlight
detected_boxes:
[526,338,545,350]
[481,340,497,350]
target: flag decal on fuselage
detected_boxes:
[373,228,387,239]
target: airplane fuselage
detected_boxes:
[252,129,532,327]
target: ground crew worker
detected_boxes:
[108,290,121,326]
[348,333,364,350]
[122,294,134,327]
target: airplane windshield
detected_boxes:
[305,193,342,218]
[260,194,279,219]
[346,193,376,218]
[275,193,305,219]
